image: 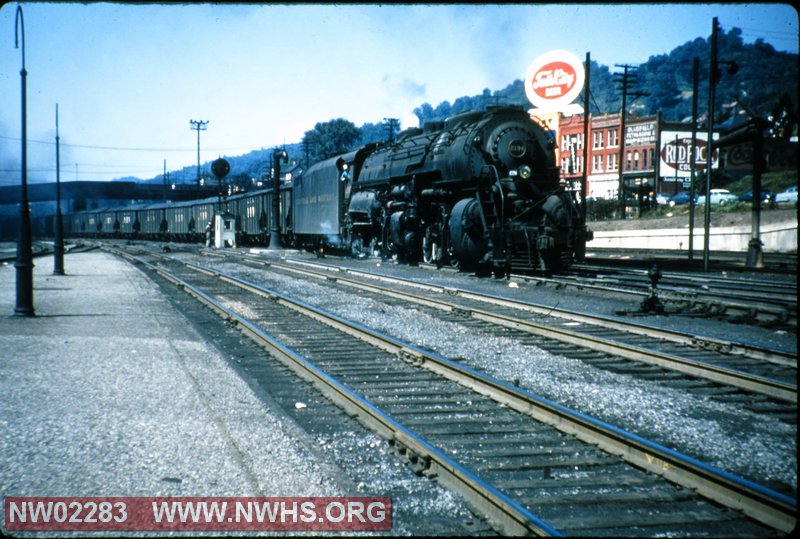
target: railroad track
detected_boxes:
[105,245,795,536]
[516,264,797,329]
[583,248,798,275]
[220,252,796,410]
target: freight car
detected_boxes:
[58,107,589,274]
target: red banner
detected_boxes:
[5,496,392,531]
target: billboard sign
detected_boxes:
[659,131,718,178]
[525,50,584,114]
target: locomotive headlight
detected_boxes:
[517,164,533,180]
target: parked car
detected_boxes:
[738,189,773,203]
[696,188,739,205]
[655,193,670,205]
[668,191,694,206]
[775,185,798,203]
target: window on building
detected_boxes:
[567,157,579,175]
[608,129,619,148]
[642,149,648,169]
[607,154,618,171]
[593,131,604,149]
[633,151,640,171]
[592,155,603,172]
[626,151,632,171]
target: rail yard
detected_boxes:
[2,5,796,534]
[3,238,792,536]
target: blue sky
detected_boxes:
[0,2,797,184]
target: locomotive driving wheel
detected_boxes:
[446,241,460,269]
[421,226,443,268]
[379,208,393,260]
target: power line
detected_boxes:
[0,135,266,153]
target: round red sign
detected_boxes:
[525,50,585,112]
[531,61,577,99]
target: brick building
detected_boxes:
[547,111,719,205]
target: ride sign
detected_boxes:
[659,131,719,178]
[525,50,585,114]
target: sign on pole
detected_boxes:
[525,50,585,115]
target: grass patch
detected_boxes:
[726,170,797,195]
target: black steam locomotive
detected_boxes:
[297,106,590,273]
[61,106,590,274]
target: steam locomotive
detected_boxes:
[298,106,590,273]
[62,106,591,273]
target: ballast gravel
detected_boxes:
[213,256,796,494]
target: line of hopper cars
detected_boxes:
[61,106,592,274]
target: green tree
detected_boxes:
[769,92,798,140]
[357,121,387,145]
[302,118,361,164]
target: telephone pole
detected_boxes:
[190,119,208,187]
[54,104,65,275]
[301,138,312,169]
[703,16,739,271]
[613,64,648,219]
[383,117,399,143]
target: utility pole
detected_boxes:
[190,119,208,188]
[383,117,399,143]
[688,57,700,261]
[301,138,312,169]
[703,18,718,272]
[613,64,648,220]
[703,17,737,271]
[581,52,590,225]
[54,103,65,275]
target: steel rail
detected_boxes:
[181,258,796,533]
[243,256,796,402]
[272,255,796,366]
[112,249,561,536]
[516,271,796,326]
[571,262,798,293]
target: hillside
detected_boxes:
[138,25,796,186]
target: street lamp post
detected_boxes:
[14,4,34,316]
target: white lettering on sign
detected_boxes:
[525,50,585,112]
[532,68,575,93]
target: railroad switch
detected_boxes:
[639,264,665,315]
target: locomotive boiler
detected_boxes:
[337,106,589,273]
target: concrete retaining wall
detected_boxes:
[589,221,797,252]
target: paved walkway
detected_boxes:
[1,251,350,512]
